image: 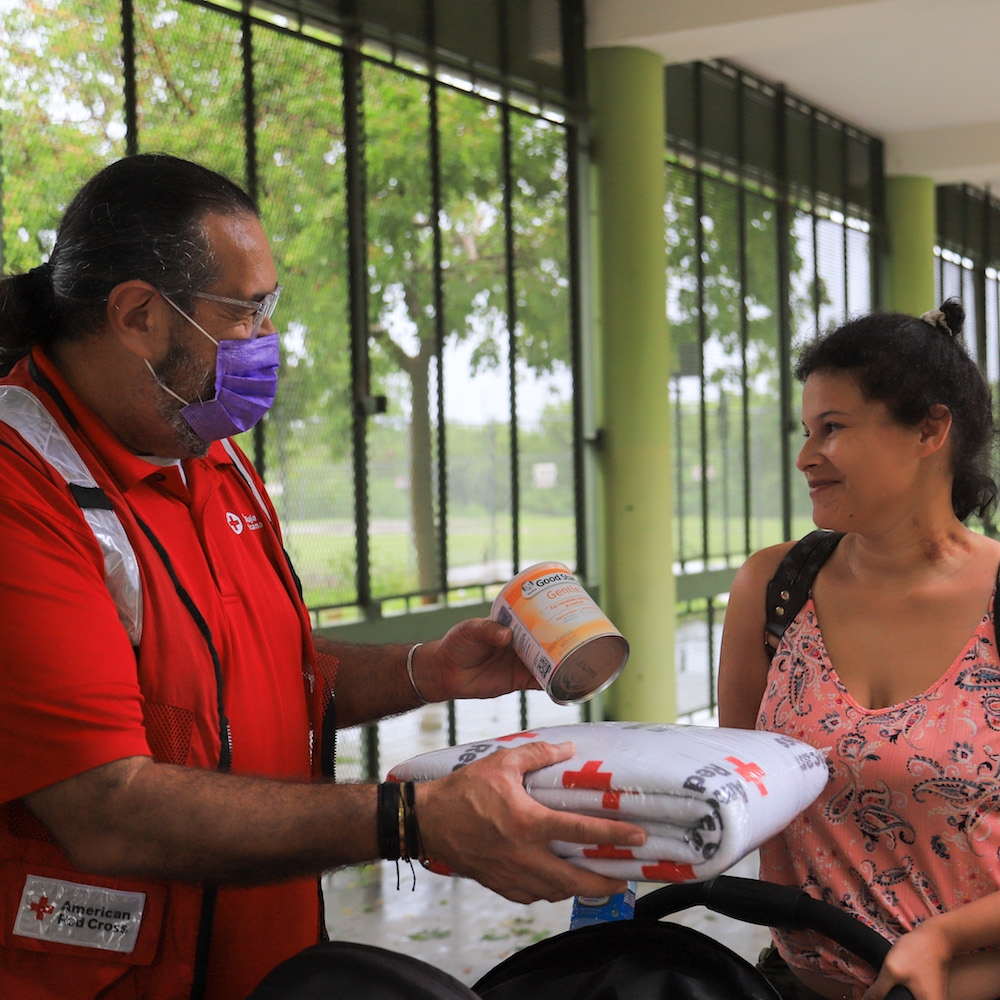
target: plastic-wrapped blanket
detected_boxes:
[388,722,828,883]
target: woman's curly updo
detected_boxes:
[794,299,997,522]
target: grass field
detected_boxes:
[283,512,818,610]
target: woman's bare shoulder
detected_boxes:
[719,540,801,729]
[731,539,800,593]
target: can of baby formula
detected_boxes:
[491,561,629,705]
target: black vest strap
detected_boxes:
[764,530,844,658]
[67,482,114,510]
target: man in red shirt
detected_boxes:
[0,154,644,1000]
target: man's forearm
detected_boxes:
[315,635,428,728]
[25,756,380,883]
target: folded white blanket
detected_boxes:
[388,722,828,882]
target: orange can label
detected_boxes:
[491,562,629,705]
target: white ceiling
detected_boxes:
[585,0,1000,190]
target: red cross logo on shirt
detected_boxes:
[495,731,538,742]
[725,755,768,796]
[30,896,55,921]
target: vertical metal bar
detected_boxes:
[990,200,1000,540]
[426,4,448,598]
[362,723,379,782]
[562,43,591,581]
[568,126,587,577]
[692,66,709,566]
[869,139,883,309]
[502,124,520,572]
[121,0,138,157]
[934,186,943,301]
[981,188,991,370]
[497,0,520,574]
[736,72,750,561]
[976,186,989,369]
[673,374,684,567]
[841,124,849,324]
[706,596,717,715]
[241,5,259,205]
[560,0,598,584]
[241,5,267,477]
[810,108,820,332]
[774,86,793,540]
[341,29,374,614]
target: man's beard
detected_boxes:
[151,334,216,458]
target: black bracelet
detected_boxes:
[401,781,422,862]
[376,782,401,860]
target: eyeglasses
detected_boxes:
[192,284,282,339]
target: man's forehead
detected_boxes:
[201,211,277,295]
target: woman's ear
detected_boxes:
[105,281,168,361]
[918,403,953,456]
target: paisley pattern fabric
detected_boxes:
[758,594,1000,989]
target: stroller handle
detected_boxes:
[635,875,913,1000]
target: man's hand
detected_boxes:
[412,617,540,703]
[415,740,647,904]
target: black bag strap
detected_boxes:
[764,530,844,658]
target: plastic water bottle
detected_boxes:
[569,881,636,929]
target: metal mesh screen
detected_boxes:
[666,60,881,718]
[0,0,586,776]
[0,0,126,271]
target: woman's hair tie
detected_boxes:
[26,261,54,294]
[919,297,963,340]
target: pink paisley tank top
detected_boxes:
[758,591,1000,990]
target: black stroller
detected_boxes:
[248,875,914,999]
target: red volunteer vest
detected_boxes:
[0,350,336,999]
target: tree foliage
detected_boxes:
[1,0,575,604]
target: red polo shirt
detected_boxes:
[0,349,321,999]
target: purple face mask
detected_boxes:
[147,293,280,442]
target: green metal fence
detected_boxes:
[665,61,881,719]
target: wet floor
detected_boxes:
[322,849,770,988]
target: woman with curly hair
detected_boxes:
[720,299,1000,1000]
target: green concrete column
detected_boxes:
[883,176,936,315]
[588,47,675,723]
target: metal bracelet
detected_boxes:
[406,642,431,705]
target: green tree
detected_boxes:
[362,67,572,595]
[1,0,574,606]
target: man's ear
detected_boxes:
[918,403,953,456]
[105,281,168,361]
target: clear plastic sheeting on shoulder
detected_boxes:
[0,385,143,644]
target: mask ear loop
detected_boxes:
[144,359,192,406]
[147,291,222,407]
[160,292,221,347]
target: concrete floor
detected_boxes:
[322,850,771,989]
